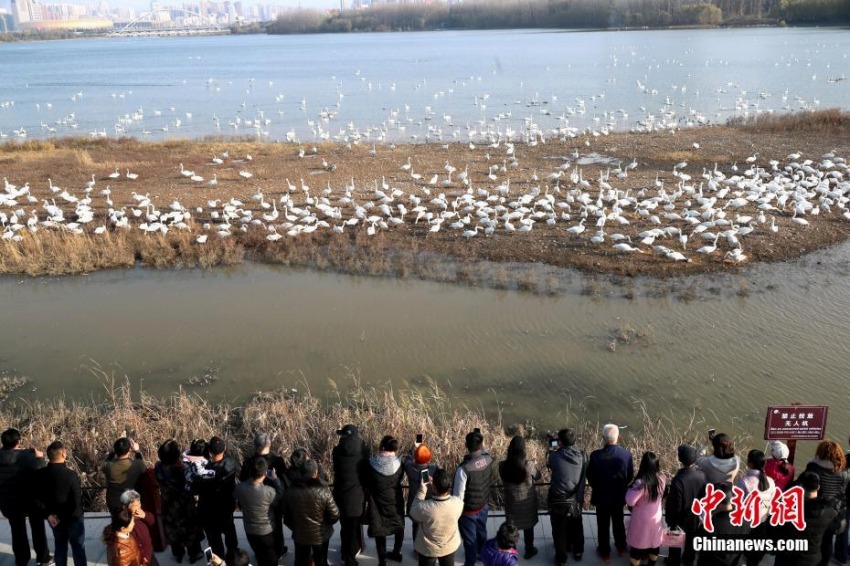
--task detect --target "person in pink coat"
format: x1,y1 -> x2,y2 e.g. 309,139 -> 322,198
625,452 -> 666,566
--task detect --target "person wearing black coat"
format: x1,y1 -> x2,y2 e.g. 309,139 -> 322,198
33,441 -> 88,566
666,445 -> 708,566
285,460 -> 341,566
240,432 -> 288,558
0,428 -> 52,566
801,440 -> 847,565
775,471 -> 839,566
365,436 -> 405,566
547,428 -> 587,565
197,436 -> 241,563
333,424 -> 370,566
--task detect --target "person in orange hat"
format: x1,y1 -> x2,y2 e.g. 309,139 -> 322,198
403,435 -> 438,547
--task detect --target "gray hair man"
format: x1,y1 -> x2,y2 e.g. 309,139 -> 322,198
586,424 -> 634,561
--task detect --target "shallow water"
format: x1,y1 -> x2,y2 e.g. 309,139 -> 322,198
2,237 -> 849,443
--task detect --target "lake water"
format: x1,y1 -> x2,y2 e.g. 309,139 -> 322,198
1,28 -> 848,143
1,28 -> 850,449
2,236 -> 850,443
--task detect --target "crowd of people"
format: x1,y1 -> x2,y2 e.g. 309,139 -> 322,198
1,423 -> 849,566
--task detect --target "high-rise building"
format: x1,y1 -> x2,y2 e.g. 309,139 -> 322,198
11,0 -> 44,25
0,10 -> 15,31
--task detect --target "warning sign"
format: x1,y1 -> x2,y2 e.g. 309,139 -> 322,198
764,405 -> 828,440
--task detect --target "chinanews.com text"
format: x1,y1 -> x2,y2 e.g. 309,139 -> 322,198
693,537 -> 808,553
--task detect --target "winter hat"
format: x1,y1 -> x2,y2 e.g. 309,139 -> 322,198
677,445 -> 697,466
336,424 -> 358,436
413,444 -> 432,465
770,440 -> 790,460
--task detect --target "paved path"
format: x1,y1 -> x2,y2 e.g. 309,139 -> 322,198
0,512 -> 776,566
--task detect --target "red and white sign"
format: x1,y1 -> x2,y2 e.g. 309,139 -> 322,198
764,405 -> 828,440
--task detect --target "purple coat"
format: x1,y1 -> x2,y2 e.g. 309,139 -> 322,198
480,539 -> 518,566
625,476 -> 666,550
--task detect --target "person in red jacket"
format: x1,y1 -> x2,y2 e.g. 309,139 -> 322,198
764,441 -> 794,490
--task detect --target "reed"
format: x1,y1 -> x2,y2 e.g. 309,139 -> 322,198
727,108 -> 850,134
0,230 -> 244,275
0,372 -> 751,511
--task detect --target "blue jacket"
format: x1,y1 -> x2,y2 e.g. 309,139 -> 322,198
481,538 -> 518,566
586,444 -> 633,508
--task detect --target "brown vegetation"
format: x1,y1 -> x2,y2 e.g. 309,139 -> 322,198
1,115 -> 849,282
0,376 -> 749,511
0,230 -> 243,276
727,108 -> 850,135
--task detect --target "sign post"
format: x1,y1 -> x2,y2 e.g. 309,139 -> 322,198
764,405 -> 828,464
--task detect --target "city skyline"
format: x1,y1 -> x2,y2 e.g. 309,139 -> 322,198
0,0 -> 339,15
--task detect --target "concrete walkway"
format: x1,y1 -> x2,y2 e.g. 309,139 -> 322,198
0,512 -> 776,566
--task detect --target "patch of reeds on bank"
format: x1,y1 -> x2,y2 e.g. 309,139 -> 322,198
0,228 -> 574,295
727,107 -> 850,134
0,374 -> 748,512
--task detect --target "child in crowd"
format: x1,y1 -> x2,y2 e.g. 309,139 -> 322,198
764,440 -> 794,490
182,438 -> 215,492
481,522 -> 520,566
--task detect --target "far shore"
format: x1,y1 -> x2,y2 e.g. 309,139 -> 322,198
1,111 -> 849,282
2,18 -> 848,44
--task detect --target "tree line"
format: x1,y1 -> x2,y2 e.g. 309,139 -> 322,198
266,0 -> 849,34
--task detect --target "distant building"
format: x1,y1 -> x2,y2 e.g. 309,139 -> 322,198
11,0 -> 44,25
0,10 -> 14,31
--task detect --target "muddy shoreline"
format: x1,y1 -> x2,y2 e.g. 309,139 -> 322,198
1,120 -> 848,279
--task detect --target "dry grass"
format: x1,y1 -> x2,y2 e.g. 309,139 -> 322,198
727,108 -> 850,135
0,230 -> 244,275
0,372 -> 753,512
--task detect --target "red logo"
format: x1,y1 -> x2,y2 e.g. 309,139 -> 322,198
692,485 -> 806,533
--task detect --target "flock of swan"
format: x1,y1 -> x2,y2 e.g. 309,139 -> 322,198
1,141 -> 848,266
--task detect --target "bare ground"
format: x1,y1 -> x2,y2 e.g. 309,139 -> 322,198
1,122 -> 848,279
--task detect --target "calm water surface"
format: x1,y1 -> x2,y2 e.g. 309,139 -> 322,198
1,28 -> 848,142
2,238 -> 850,442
